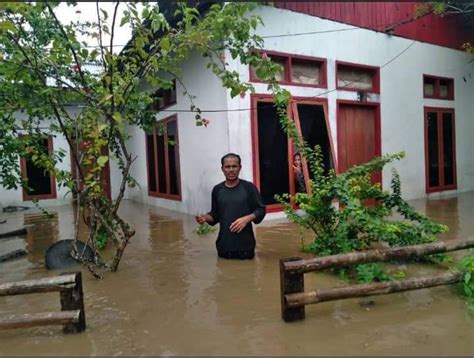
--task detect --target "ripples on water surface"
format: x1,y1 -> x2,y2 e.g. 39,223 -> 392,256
1,193 -> 473,355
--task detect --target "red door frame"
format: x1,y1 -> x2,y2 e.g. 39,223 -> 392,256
250,93 -> 333,212
423,107 -> 457,193
336,100 -> 382,183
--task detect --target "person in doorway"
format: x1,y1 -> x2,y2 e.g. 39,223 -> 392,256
195,153 -> 266,260
293,152 -> 307,193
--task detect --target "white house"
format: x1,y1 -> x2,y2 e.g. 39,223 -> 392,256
2,3 -> 473,219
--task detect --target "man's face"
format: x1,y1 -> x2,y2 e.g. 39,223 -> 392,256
222,157 -> 241,181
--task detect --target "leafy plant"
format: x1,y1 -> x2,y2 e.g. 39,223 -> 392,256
275,145 -> 448,283
96,226 -> 109,250
458,252 -> 474,312
356,263 -> 391,283
193,223 -> 217,236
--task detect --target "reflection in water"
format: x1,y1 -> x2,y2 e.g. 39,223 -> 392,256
24,212 -> 59,266
425,196 -> 460,240
0,193 -> 473,356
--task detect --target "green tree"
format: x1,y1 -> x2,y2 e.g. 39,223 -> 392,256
0,2 -> 283,274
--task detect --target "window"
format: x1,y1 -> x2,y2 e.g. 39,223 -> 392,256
151,79 -> 177,110
250,51 -> 327,88
20,136 -> 57,201
336,61 -> 380,93
424,107 -> 456,193
146,115 -> 181,200
423,75 -> 454,100
251,95 -> 333,211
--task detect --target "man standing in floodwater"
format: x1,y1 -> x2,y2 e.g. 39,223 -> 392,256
195,153 -> 266,259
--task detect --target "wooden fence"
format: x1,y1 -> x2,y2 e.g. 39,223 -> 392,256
280,237 -> 474,322
0,272 -> 86,333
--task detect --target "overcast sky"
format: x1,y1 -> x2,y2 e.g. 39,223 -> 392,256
56,2 -> 141,53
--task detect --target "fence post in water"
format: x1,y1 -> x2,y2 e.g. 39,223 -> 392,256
280,257 -> 305,322
59,272 -> 86,333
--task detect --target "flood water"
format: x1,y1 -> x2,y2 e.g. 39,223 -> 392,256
1,192 -> 473,356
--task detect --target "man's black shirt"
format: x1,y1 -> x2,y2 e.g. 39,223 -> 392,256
207,179 -> 266,255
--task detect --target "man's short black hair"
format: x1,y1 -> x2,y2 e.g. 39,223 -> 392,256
221,153 -> 241,166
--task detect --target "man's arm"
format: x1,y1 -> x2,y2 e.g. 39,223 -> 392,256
229,182 -> 266,233
229,213 -> 256,233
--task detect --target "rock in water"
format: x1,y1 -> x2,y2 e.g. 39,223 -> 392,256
45,240 -> 94,269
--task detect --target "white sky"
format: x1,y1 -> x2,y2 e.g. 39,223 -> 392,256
56,2 -> 142,53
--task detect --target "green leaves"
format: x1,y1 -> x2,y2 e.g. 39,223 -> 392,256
97,155 -> 109,168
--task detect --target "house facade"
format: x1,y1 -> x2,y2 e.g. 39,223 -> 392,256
2,3 -> 473,219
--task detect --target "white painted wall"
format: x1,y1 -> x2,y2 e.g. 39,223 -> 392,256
225,5 -> 474,203
0,108 -> 123,209
125,52 -> 230,215
3,5 -> 472,215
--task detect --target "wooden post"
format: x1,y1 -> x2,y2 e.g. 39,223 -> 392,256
280,257 -> 305,322
285,271 -> 463,307
0,249 -> 27,262
0,274 -> 77,296
0,311 -> 80,330
0,228 -> 27,239
283,237 -> 474,274
59,272 -> 86,333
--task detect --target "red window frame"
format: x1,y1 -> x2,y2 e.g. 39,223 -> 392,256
249,50 -> 327,89
423,75 -> 454,100
151,79 -> 177,111
145,115 -> 182,201
250,93 -> 334,212
424,107 -> 457,193
336,60 -> 380,93
20,136 -> 57,201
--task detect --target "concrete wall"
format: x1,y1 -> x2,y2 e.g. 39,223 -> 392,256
2,5 -> 472,216
226,5 -> 474,203
0,108 -> 123,209
125,52 -> 230,215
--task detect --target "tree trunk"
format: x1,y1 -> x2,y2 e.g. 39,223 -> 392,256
283,237 -> 474,274
0,273 -> 77,296
0,311 -> 80,330
0,249 -> 27,262
285,271 -> 463,308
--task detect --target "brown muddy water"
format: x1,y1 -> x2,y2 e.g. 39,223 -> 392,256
0,193 -> 473,356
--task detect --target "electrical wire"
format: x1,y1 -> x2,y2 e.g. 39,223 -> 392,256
0,39 -> 418,114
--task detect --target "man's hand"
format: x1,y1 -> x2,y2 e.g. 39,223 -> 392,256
195,214 -> 207,225
229,214 -> 254,233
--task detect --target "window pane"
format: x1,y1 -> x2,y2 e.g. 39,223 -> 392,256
424,78 -> 435,97
251,56 -> 286,82
291,60 -> 320,85
439,80 -> 449,98
146,133 -> 157,192
25,138 -> 52,196
427,112 -> 439,187
442,112 -> 455,186
296,104 -> 333,178
338,66 -> 374,90
167,120 -> 180,195
257,102 -> 289,204
152,80 -> 176,110
156,129 -> 167,194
